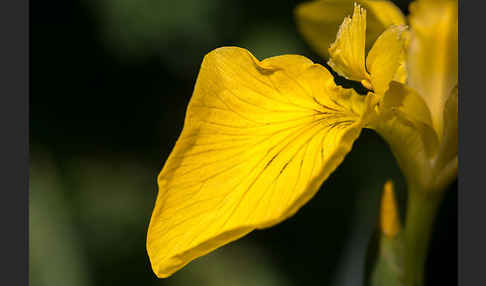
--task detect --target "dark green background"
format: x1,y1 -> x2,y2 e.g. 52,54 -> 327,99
30,1 -> 456,285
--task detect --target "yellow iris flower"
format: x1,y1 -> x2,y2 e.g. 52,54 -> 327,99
147,0 -> 457,278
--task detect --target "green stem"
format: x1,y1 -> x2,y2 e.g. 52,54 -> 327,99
403,186 -> 443,286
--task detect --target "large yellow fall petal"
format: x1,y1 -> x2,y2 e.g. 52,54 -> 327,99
147,47 -> 368,278
407,0 -> 458,139
366,25 -> 408,95
328,4 -> 370,84
295,0 -> 405,59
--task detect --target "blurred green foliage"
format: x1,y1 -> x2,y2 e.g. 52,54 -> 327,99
30,0 -> 456,285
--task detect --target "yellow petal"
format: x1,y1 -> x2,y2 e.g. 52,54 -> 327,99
366,25 -> 408,95
147,47 -> 368,278
392,52 -> 408,85
438,85 -> 457,166
407,0 -> 458,139
328,4 -> 370,84
295,0 -> 405,59
380,180 -> 401,238
369,82 -> 439,188
433,85 -> 457,190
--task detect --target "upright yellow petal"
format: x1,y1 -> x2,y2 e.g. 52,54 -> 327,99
366,25 -> 408,95
295,0 -> 405,59
328,4 -> 370,85
369,82 -> 439,188
432,86 -> 457,191
438,86 -> 458,168
380,180 -> 401,238
147,47 -> 368,278
407,0 -> 458,139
